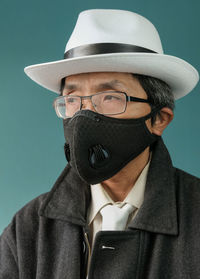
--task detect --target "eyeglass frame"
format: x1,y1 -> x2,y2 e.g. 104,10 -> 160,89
53,90 -> 151,118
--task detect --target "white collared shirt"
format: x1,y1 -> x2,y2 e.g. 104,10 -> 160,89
88,159 -> 151,246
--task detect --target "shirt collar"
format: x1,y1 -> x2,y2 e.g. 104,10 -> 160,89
88,157 -> 151,225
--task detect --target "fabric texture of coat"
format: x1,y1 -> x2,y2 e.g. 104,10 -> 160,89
0,138 -> 200,279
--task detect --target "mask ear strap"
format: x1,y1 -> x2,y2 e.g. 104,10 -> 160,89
143,105 -> 165,121
64,143 -> 71,162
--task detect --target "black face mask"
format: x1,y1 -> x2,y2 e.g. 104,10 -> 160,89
63,109 -> 160,185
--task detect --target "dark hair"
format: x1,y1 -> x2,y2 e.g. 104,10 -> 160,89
59,74 -> 175,124
60,77 -> 65,95
133,74 -> 175,124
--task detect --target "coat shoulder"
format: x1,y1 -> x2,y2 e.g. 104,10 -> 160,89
175,167 -> 200,188
174,167 -> 200,206
1,192 -> 49,242
0,192 -> 50,276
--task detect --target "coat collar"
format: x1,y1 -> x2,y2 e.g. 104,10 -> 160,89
39,138 -> 178,235
39,165 -> 91,227
128,139 -> 178,235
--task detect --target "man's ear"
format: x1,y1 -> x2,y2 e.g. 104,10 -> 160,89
151,107 -> 174,136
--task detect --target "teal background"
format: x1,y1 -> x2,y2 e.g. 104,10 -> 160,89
0,0 -> 199,234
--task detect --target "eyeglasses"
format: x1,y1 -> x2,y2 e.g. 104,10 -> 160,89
53,91 -> 150,119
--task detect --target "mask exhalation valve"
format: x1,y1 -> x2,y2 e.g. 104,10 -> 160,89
89,144 -> 110,168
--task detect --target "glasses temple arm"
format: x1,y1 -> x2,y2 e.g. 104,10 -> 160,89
127,96 -> 150,103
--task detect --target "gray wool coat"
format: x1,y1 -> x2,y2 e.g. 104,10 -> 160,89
0,138 -> 200,279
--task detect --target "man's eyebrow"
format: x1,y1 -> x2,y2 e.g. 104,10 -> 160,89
64,83 -> 78,91
95,80 -> 126,91
63,79 -> 126,92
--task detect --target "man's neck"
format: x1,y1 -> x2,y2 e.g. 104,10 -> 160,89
101,147 -> 150,202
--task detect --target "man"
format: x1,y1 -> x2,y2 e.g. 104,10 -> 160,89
0,9 -> 199,279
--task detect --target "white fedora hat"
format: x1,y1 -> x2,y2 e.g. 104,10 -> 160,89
24,9 -> 199,99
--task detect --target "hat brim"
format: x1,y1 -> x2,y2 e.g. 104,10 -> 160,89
24,53 -> 199,99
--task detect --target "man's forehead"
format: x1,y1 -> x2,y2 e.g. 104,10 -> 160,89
63,72 -> 136,90
64,79 -> 126,90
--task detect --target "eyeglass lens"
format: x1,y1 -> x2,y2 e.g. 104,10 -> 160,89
54,91 -> 127,118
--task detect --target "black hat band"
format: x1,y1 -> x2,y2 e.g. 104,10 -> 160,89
64,42 -> 157,59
